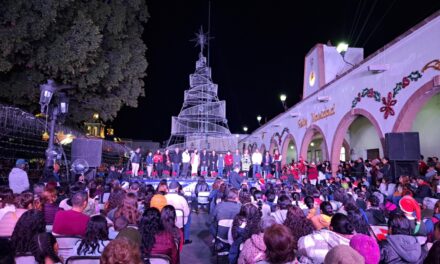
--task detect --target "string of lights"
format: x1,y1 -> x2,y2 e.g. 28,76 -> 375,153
0,104 -> 129,166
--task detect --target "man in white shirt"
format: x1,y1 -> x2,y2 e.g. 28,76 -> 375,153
165,181 -> 192,244
181,149 -> 191,178
8,159 -> 30,194
251,149 -> 263,180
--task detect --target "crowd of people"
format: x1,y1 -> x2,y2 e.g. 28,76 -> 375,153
1,152 -> 440,264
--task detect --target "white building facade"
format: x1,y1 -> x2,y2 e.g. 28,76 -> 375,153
239,11 -> 440,174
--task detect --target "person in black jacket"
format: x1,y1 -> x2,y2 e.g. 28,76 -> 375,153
130,147 -> 142,177
171,147 -> 181,177
365,195 -> 387,225
415,176 -> 433,203
209,150 -> 218,176
200,149 -> 209,176
228,166 -> 243,189
380,157 -> 392,182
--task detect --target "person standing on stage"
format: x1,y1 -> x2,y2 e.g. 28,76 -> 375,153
153,150 -> 163,177
241,149 -> 252,179
217,153 -> 225,178
181,149 -> 191,178
191,149 -> 200,177
224,150 -> 233,176
171,147 -> 182,177
262,151 -> 272,178
130,147 -> 141,177
251,148 -> 263,180
209,150 -> 218,177
200,149 -> 209,176
273,149 -> 282,179
145,151 -> 154,177
233,149 -> 241,171
163,149 -> 172,175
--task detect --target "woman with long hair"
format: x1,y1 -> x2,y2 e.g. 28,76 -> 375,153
140,208 -> 178,264
31,232 -> 62,264
114,192 -> 140,225
161,205 -> 183,251
229,203 -> 262,264
74,215 -> 110,256
345,203 -> 370,235
11,209 -> 46,255
105,188 -> 126,216
283,205 -> 314,249
208,179 -> 224,214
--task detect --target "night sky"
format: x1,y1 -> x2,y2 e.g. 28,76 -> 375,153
112,0 -> 440,143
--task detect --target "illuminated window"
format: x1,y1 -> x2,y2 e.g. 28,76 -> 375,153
340,147 -> 346,162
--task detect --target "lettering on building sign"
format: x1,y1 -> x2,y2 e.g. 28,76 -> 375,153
298,118 -> 308,128
311,104 -> 336,122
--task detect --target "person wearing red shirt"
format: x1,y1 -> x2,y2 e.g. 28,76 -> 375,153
307,162 -> 319,185
140,208 -> 179,264
290,163 -> 300,180
224,150 -> 233,176
418,155 -> 428,176
298,157 -> 308,180
52,191 -> 90,237
153,150 -> 164,177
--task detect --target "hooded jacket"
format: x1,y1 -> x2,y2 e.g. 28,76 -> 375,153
380,234 -> 427,264
238,233 -> 266,264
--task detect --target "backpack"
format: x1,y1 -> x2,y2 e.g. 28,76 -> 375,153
427,216 -> 439,242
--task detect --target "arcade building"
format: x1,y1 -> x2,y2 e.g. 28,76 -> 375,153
239,10 -> 440,175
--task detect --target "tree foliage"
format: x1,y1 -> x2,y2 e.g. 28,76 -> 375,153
0,0 -> 149,123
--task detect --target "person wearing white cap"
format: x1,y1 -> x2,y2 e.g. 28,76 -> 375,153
8,159 -> 30,194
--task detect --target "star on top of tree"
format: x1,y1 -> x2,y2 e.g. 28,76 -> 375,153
190,26 -> 212,55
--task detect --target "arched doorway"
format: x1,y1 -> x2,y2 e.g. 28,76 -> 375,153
393,77 -> 440,158
300,125 -> 329,163
260,144 -> 267,153
269,138 -> 279,154
331,109 -> 384,174
280,134 -> 297,165
251,143 -> 258,153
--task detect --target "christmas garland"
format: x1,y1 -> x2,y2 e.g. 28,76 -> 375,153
351,88 -> 381,108
272,127 -> 290,145
351,67 -> 427,119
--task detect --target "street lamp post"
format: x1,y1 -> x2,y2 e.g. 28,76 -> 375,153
280,94 -> 287,111
243,126 -> 248,133
257,115 -> 262,125
336,42 -> 354,66
39,80 -> 70,170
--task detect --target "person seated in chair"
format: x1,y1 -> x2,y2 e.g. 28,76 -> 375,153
192,176 -> 210,213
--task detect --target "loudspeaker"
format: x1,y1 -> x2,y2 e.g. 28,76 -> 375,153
385,132 -> 420,161
71,138 -> 102,167
390,160 -> 419,180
